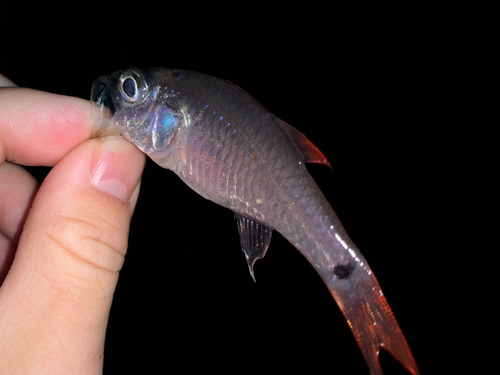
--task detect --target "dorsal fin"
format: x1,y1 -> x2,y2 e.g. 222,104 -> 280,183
234,214 -> 273,282
275,117 -> 332,168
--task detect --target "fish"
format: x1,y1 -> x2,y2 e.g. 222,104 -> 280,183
91,67 -> 419,375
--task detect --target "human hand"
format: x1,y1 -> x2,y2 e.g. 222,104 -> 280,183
0,74 -> 146,374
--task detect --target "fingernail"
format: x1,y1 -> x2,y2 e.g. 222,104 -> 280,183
90,137 -> 142,202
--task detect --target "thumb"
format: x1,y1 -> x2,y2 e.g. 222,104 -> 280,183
0,136 -> 145,374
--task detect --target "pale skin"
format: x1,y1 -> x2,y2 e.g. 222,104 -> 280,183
0,74 -> 146,374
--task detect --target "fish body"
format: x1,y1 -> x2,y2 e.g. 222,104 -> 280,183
91,67 -> 419,375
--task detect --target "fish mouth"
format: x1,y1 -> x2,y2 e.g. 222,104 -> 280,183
90,76 -> 119,138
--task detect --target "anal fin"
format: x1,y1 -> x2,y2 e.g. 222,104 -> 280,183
234,214 -> 273,282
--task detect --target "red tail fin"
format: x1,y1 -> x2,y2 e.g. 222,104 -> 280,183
328,271 -> 419,375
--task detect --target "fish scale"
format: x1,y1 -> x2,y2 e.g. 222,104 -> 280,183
91,67 -> 419,375
182,101 -> 285,221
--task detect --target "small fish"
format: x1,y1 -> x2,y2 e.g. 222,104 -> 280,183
91,67 -> 419,375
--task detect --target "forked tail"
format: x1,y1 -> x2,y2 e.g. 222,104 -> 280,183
326,268 -> 419,375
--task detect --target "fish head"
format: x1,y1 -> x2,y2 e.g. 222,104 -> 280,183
91,67 -> 182,158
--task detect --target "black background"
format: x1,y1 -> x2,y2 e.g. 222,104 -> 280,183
2,1 -> 496,374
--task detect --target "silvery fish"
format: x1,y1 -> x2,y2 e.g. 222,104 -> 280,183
91,67 -> 419,375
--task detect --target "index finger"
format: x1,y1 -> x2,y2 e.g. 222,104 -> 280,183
0,86 -> 93,167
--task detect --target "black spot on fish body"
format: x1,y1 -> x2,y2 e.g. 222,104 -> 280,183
171,70 -> 181,78
333,262 -> 355,279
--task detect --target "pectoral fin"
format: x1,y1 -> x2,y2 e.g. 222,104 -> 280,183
234,214 -> 273,282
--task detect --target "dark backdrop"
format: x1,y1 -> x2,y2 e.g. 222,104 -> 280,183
2,2 -> 496,374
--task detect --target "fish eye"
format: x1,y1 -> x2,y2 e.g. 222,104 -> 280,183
118,69 -> 148,104
122,77 -> 136,98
